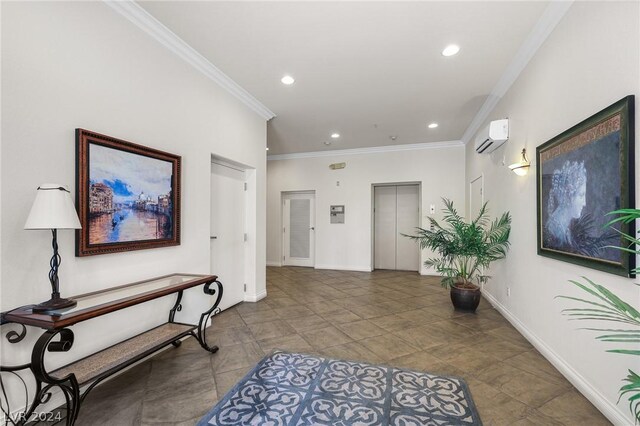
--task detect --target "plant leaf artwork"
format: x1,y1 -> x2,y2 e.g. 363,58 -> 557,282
537,96 -> 635,277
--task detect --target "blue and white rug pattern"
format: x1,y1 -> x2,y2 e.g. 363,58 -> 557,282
199,351 -> 482,425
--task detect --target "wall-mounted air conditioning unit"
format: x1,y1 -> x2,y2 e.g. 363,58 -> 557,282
474,119 -> 509,154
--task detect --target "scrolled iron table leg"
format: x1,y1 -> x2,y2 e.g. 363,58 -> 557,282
168,291 -> 183,323
168,291 -> 184,348
0,363 -> 40,426
0,318 -> 41,425
192,280 -> 223,353
31,329 -> 81,426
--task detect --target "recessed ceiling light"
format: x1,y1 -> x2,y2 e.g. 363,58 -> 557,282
331,133 -> 340,139
428,123 -> 439,129
281,75 -> 295,85
324,141 -> 332,146
442,44 -> 460,57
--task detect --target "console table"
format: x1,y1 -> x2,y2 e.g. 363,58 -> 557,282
0,273 -> 223,425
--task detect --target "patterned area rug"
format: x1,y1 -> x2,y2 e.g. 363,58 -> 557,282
198,351 -> 482,425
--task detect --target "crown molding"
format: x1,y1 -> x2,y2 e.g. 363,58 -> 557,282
461,1 -> 573,144
267,140 -> 463,161
103,0 -> 276,121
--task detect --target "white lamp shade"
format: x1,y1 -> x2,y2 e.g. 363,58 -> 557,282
24,184 -> 82,230
510,164 -> 530,176
509,162 -> 530,176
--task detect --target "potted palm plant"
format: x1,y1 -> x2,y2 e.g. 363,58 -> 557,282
406,198 -> 511,311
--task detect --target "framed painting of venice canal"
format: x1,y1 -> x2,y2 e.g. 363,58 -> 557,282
76,129 -> 181,256
536,96 -> 635,277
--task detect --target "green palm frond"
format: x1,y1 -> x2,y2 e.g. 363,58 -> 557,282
559,306 -> 639,324
608,349 -> 640,356
587,329 -> 640,344
562,278 -> 640,320
605,208 -> 640,226
559,279 -> 640,332
569,317 -> 637,324
618,370 -> 640,421
604,208 -> 640,274
558,255 -> 640,422
597,335 -> 640,343
471,201 -> 490,228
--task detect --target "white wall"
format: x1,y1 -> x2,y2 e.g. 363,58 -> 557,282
465,2 -> 639,424
267,145 -> 465,272
1,0 -> 266,410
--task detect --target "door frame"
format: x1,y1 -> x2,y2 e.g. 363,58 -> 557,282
468,173 -> 485,285
211,154 -> 259,303
281,190 -> 316,267
469,174 -> 484,219
371,182 -> 421,272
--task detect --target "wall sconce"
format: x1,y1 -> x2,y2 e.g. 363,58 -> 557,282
509,148 -> 531,176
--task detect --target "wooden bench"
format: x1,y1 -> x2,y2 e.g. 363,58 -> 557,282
50,323 -> 196,385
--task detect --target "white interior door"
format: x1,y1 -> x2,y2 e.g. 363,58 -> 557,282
396,185 -> 420,271
283,192 -> 315,267
211,162 -> 245,310
374,186 -> 398,270
374,184 -> 419,271
470,175 -> 484,220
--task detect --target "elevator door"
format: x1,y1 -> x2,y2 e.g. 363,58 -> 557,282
374,184 -> 419,271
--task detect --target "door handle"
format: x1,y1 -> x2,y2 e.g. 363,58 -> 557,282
210,236 -> 218,239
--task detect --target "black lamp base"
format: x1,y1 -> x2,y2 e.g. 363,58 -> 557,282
32,228 -> 77,314
32,297 -> 77,314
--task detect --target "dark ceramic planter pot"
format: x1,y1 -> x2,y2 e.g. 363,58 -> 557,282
450,284 -> 481,312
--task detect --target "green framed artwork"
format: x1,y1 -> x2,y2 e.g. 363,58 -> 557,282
536,96 -> 635,277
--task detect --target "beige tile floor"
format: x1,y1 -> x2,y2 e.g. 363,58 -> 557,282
73,267 -> 610,425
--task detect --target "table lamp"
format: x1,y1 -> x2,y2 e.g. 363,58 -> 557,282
24,184 -> 82,313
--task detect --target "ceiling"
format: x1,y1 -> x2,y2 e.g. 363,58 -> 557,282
140,1 -> 549,155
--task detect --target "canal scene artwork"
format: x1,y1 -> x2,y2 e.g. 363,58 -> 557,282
76,129 -> 181,256
89,144 -> 174,244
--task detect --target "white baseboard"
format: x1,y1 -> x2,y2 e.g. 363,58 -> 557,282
481,290 -> 631,426
314,264 -> 373,272
266,261 -> 282,267
244,290 -> 267,302
420,267 -> 438,276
